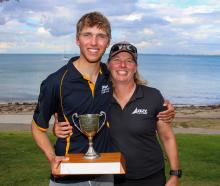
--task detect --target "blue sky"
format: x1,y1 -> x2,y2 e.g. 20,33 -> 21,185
0,0 -> 220,55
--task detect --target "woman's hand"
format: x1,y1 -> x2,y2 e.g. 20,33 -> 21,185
53,113 -> 72,138
165,176 -> 180,186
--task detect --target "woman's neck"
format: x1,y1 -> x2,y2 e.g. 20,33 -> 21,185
113,81 -> 136,109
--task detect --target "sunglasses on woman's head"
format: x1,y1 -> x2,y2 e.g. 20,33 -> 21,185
110,43 -> 137,55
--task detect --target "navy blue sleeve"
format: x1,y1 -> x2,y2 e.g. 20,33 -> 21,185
33,76 -> 59,130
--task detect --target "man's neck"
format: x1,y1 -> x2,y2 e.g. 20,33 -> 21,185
73,57 -> 101,84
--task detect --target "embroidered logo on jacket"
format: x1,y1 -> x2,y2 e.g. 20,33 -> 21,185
132,107 -> 148,115
101,85 -> 110,94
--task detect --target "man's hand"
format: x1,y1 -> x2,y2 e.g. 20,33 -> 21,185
157,100 -> 175,123
51,155 -> 69,176
53,113 -> 72,138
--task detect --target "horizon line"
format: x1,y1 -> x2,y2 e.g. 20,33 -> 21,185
0,53 -> 220,57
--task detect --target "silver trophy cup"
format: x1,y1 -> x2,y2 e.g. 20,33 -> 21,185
72,111 -> 106,160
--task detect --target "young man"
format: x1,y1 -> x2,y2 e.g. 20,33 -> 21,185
32,11 -> 175,186
32,11 -> 114,185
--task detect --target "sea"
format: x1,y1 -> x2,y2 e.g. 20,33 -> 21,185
0,54 -> 220,106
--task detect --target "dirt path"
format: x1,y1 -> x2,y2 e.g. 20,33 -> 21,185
0,103 -> 220,134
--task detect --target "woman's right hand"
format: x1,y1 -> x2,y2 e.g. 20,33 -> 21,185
53,113 -> 72,138
165,176 -> 179,186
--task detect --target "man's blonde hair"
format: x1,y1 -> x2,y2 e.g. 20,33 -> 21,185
76,11 -> 111,42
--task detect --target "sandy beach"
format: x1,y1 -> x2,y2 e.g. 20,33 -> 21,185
0,102 -> 220,134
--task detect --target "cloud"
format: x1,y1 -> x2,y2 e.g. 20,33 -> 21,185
142,28 -> 154,35
135,40 -> 162,50
116,13 -> 144,21
0,0 -> 11,3
0,16 -> 6,25
0,42 -> 13,49
0,0 -> 220,54
37,27 -> 50,36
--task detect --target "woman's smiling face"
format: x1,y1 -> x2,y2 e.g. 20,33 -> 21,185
108,51 -> 137,84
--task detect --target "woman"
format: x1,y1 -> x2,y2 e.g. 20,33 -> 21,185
107,41 -> 181,186
53,42 -> 180,186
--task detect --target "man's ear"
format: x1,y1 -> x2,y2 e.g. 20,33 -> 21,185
106,62 -> 109,68
76,37 -> 80,46
107,40 -> 110,48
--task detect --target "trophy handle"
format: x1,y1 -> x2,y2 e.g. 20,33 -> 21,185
72,113 -> 82,133
97,111 -> 106,133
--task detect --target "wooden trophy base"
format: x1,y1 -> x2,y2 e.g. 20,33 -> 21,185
59,152 -> 125,175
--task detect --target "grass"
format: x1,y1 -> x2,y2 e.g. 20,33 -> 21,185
167,134 -> 220,186
0,132 -> 55,186
173,118 -> 220,129
0,132 -> 220,186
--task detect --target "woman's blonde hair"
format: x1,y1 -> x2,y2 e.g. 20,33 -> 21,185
134,70 -> 147,85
